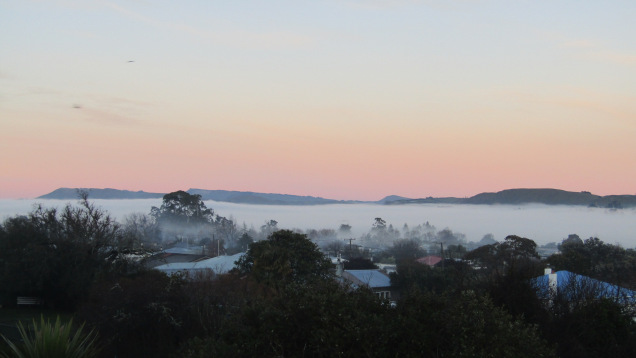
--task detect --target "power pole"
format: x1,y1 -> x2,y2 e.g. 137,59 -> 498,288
345,238 -> 356,251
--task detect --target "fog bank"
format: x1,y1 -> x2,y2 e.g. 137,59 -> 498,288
1,199 -> 634,247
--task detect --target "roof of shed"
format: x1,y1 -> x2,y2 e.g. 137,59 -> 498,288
343,269 -> 391,288
154,252 -> 244,275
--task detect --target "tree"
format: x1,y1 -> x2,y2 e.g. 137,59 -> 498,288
479,233 -> 497,246
258,219 -> 278,239
548,236 -> 636,289
235,230 -> 333,287
389,239 -> 425,263
179,280 -> 392,358
546,297 -> 636,358
225,232 -> 253,255
323,239 -> 344,257
343,257 -> 378,270
436,228 -> 466,246
338,223 -> 352,235
121,212 -> 160,251
560,234 -> 583,249
498,235 -> 540,271
149,190 -> 230,245
392,290 -> 556,357
465,235 -> 539,276
76,270 -> 188,357
446,244 -> 467,259
372,217 -> 386,230
214,215 -> 240,250
150,190 -> 214,226
0,198 -> 131,309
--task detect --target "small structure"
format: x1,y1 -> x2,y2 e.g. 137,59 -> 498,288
143,245 -> 209,268
16,296 -> 42,306
154,253 -> 244,277
340,269 -> 394,300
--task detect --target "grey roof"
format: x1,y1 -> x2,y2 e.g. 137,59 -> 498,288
164,246 -> 206,255
343,270 -> 391,288
154,253 -> 244,276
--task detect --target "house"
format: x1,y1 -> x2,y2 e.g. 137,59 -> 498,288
154,252 -> 244,277
340,269 -> 394,300
533,268 -> 636,306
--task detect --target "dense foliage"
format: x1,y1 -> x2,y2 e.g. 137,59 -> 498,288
235,229 -> 334,288
0,197 -> 134,309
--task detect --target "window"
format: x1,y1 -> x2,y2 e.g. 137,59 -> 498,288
376,291 -> 391,299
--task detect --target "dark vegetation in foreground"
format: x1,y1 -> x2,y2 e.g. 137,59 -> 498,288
1,191 -> 636,357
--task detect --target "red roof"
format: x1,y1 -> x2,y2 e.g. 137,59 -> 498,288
417,255 -> 442,266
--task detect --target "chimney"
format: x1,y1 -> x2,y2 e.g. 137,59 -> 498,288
336,253 -> 344,277
546,267 -> 557,296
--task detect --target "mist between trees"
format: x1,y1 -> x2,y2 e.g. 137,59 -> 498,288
2,190 -> 636,357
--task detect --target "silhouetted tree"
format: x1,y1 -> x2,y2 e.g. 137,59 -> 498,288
0,197 -> 133,309
393,290 -> 556,357
343,257 -> 378,270
548,237 -> 636,289
389,239 -> 425,263
150,190 -> 214,226
235,230 -> 333,288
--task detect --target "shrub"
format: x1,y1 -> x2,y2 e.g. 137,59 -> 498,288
0,316 -> 98,358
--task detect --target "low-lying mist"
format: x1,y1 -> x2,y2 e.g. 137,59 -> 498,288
1,199 -> 634,247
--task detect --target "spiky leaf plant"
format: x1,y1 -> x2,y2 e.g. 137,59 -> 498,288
0,316 -> 98,358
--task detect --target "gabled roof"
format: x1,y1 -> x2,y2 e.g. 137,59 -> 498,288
533,270 -> 635,302
417,255 -> 442,266
154,253 -> 245,276
342,269 -> 391,289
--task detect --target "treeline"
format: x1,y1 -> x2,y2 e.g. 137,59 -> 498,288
1,192 -> 636,357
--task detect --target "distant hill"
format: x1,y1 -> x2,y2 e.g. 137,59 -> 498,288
38,188 -> 164,200
386,196 -> 463,205
465,188 -> 594,205
187,189 -> 359,205
377,195 -> 412,204
38,188 -> 360,205
391,188 -> 636,208
37,187 -> 636,208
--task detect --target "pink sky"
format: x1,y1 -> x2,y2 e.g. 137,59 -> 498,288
1,1 -> 635,200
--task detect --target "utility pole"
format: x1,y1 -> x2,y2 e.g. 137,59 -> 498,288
345,238 -> 356,251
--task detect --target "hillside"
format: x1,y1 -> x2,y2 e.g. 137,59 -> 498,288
186,189 -> 357,205
37,187 -> 636,208
38,188 -> 164,200
38,188 -> 358,205
392,188 -> 636,208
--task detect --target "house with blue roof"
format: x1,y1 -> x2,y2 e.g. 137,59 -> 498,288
533,268 -> 636,307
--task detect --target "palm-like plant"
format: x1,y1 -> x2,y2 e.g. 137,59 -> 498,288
0,316 -> 98,358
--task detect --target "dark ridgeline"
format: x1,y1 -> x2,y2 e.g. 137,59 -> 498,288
38,187 -> 636,208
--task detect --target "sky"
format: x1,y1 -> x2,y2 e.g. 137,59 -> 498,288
1,0 -> 635,201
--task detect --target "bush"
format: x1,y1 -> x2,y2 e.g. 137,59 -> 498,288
0,316 -> 98,358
